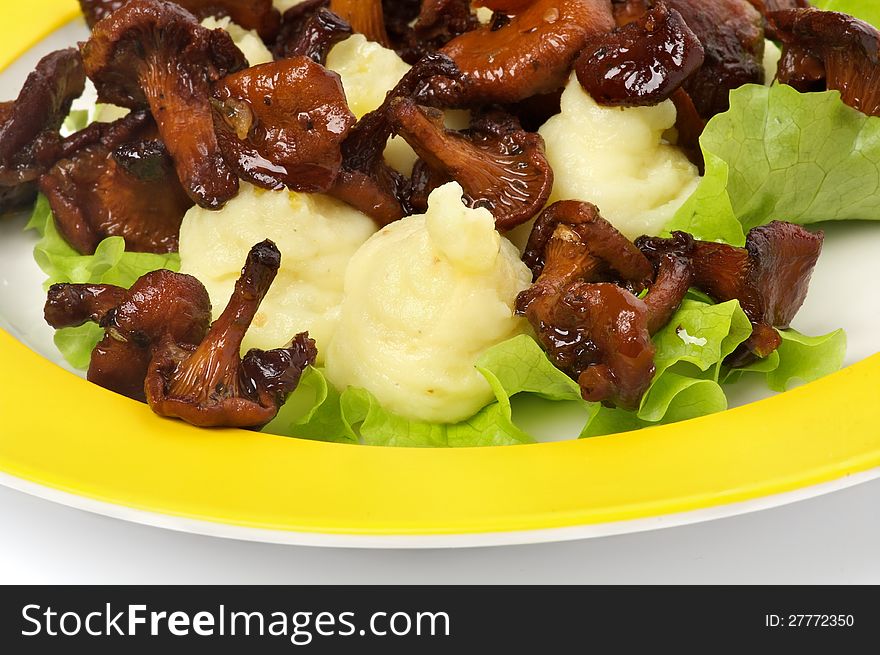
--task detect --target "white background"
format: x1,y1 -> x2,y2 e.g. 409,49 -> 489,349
1,479 -> 879,584
2,20 -> 879,585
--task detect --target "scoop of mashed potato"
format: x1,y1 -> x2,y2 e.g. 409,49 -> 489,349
178,183 -> 377,362
539,73 -> 700,239
325,183 -> 532,423
201,16 -> 273,66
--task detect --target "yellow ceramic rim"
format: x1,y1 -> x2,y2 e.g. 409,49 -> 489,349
1,0 -> 879,538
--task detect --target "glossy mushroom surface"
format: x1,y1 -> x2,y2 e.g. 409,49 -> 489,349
80,0 -> 248,209
79,0 -> 281,40
145,240 -> 318,428
576,2 -> 705,107
516,201 -> 687,410
432,0 -> 616,106
330,53 -> 461,225
274,2 -> 353,63
771,8 -> 880,116
329,0 -> 390,46
40,110 -> 193,254
613,0 -> 766,118
44,270 -> 212,402
0,49 -> 85,212
212,57 -> 355,193
390,99 -> 553,231
637,221 -> 824,364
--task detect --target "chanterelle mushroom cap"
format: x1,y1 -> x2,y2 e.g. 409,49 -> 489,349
0,49 -> 85,211
80,0 -> 248,209
770,8 -> 880,116
390,98 -> 553,231
330,52 -> 461,225
576,2 -> 705,107
39,110 -> 194,254
79,0 -> 282,41
613,1 -> 766,117
430,0 -> 616,107
515,201 -> 687,410
44,270 -> 212,402
745,0 -> 809,38
145,240 -> 318,429
637,220 -> 824,365
274,2 -> 353,64
665,0 -> 766,118
409,0 -> 479,59
212,57 -> 355,193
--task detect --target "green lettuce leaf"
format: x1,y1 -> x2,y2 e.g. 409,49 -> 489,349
723,328 -> 847,392
668,84 -> 880,244
263,335 -> 581,448
265,299 -> 841,446
581,299 -> 751,437
26,194 -> 181,369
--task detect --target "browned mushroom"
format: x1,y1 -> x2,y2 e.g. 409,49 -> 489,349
473,0 -> 536,11
80,0 -> 248,209
0,49 -> 85,213
382,0 -> 423,63
39,110 -> 194,254
389,99 -> 552,231
381,0 -> 481,66
329,53 -> 461,225
521,200 -> 654,283
212,57 -> 355,193
746,0 -> 809,37
516,201 -> 687,410
274,1 -> 353,63
576,2 -> 705,107
329,0 -> 390,46
145,240 -> 317,428
667,0 -> 766,117
413,0 -> 479,54
79,0 -> 282,41
637,221 -> 824,364
770,8 -> 880,116
44,270 -> 212,402
431,0 -> 616,107
613,0 -> 766,117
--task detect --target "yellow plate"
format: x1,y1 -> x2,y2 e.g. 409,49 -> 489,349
1,0 -> 879,544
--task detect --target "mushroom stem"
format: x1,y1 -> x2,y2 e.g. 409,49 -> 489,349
165,240 -> 280,404
643,253 -> 694,334
139,57 -> 238,209
522,200 -> 653,284
330,0 -> 390,46
44,283 -> 128,329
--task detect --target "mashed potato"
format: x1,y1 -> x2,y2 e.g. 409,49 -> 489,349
539,73 -> 700,239
763,39 -> 782,84
325,34 -> 419,174
201,16 -> 274,66
325,183 -> 532,423
178,183 -> 377,362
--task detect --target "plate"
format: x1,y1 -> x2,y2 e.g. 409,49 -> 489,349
1,0 -> 879,548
